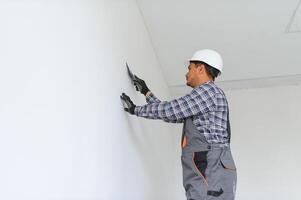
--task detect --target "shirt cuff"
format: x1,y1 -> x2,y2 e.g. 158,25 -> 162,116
134,106 -> 140,116
146,92 -> 153,102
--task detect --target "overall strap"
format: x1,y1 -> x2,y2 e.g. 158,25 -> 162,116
225,98 -> 231,144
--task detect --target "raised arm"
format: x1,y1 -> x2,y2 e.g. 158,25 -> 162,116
134,87 -> 216,123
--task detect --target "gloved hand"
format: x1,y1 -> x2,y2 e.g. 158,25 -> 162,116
133,75 -> 150,96
120,93 -> 136,115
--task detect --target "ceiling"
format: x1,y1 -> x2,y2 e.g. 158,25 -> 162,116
136,0 -> 301,94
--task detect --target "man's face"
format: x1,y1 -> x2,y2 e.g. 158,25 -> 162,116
185,62 -> 199,88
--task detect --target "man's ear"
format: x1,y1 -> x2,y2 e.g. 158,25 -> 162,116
197,64 -> 205,74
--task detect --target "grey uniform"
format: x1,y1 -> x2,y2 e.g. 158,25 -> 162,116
181,116 -> 237,200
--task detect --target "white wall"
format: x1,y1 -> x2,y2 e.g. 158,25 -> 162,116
226,84 -> 301,200
4,1 -> 298,200
0,1 -> 185,199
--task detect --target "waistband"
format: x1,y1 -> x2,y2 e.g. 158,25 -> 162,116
181,143 -> 230,155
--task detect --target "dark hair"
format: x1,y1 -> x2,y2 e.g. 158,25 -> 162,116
190,61 -> 220,81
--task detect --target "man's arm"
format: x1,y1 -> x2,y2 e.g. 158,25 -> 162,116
145,92 -> 184,123
134,87 -> 216,123
146,91 -> 184,123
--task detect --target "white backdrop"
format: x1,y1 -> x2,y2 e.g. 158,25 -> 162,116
0,0 -> 185,199
225,84 -> 301,200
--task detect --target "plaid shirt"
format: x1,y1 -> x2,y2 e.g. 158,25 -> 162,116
134,80 -> 230,144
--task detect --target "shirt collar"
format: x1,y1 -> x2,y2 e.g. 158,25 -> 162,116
194,80 -> 214,89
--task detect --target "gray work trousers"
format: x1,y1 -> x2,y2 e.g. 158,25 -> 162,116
181,117 -> 237,200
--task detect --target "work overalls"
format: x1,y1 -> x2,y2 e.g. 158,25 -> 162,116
181,112 -> 237,200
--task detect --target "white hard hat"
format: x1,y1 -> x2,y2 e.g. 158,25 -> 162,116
188,49 -> 223,74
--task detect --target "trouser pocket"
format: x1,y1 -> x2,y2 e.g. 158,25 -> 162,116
220,149 -> 236,170
200,149 -> 237,199
192,151 -> 209,185
181,153 -> 208,199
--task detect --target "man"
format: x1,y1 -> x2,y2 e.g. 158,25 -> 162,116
120,49 -> 237,200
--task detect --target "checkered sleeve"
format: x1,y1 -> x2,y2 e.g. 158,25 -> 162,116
146,92 -> 161,104
144,92 -> 184,123
134,87 -> 216,123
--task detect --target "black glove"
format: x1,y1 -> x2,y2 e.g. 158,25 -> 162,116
120,93 -> 136,115
133,75 -> 150,96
